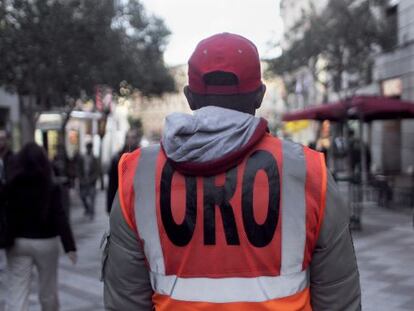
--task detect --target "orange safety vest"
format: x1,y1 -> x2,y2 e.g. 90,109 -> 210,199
118,133 -> 327,310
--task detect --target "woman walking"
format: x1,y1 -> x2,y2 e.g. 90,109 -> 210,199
5,143 -> 77,311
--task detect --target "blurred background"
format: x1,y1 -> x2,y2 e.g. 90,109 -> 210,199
0,0 -> 413,310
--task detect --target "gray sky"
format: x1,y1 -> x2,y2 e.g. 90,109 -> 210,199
140,0 -> 283,66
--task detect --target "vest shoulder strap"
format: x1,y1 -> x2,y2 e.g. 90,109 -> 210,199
117,147 -> 143,230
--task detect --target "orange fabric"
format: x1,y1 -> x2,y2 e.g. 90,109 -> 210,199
119,137 -> 325,310
118,149 -> 141,231
152,287 -> 312,311
156,135 -> 284,278
315,153 -> 327,240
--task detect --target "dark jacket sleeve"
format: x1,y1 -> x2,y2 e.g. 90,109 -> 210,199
52,185 -> 76,253
106,155 -> 119,214
103,193 -> 153,310
310,172 -> 361,310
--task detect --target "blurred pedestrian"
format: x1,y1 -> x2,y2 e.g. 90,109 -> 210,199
0,130 -> 14,186
103,33 -> 360,310
0,130 -> 15,249
0,130 -> 15,285
107,128 -> 142,214
348,129 -> 371,180
316,120 -> 330,162
52,144 -> 71,216
5,142 -> 77,311
348,129 -> 372,230
67,149 -> 81,189
52,144 -> 68,179
77,142 -> 99,220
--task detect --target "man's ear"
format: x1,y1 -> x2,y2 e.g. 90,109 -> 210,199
255,84 -> 266,109
184,86 -> 197,110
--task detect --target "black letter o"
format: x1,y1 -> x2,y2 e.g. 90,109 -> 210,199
242,150 -> 280,247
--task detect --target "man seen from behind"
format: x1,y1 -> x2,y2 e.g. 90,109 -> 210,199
103,33 -> 361,311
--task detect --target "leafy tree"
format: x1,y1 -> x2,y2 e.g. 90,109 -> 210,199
0,0 -> 174,142
268,0 -> 395,99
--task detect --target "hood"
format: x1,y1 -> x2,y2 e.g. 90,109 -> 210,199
161,106 -> 268,176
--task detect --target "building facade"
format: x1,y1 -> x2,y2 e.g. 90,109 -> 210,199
128,65 -> 191,143
279,0 -> 413,174
374,0 -> 414,173
279,0 -> 329,145
280,0 -> 329,111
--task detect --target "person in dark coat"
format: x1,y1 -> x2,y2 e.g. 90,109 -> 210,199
0,130 -> 15,249
77,142 -> 100,220
5,142 -> 77,311
0,130 -> 14,185
106,128 -> 142,214
348,129 -> 371,181
52,143 -> 71,217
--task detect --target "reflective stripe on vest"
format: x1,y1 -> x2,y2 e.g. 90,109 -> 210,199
134,144 -> 165,274
152,288 -> 312,311
281,140 -> 306,275
149,269 -> 309,303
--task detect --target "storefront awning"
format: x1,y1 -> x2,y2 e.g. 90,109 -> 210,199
282,96 -> 414,122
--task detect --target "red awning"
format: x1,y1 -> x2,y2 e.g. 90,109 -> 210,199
282,96 -> 414,122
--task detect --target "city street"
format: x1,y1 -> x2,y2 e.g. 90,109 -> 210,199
1,0 -> 414,310
0,190 -> 414,310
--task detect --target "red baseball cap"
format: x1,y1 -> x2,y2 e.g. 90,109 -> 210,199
188,33 -> 262,95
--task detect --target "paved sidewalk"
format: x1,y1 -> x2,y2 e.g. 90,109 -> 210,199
1,190 -> 414,310
353,205 -> 414,311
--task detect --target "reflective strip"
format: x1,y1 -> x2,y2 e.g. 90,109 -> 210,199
134,144 -> 165,274
150,269 -> 309,303
281,140 -> 306,275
